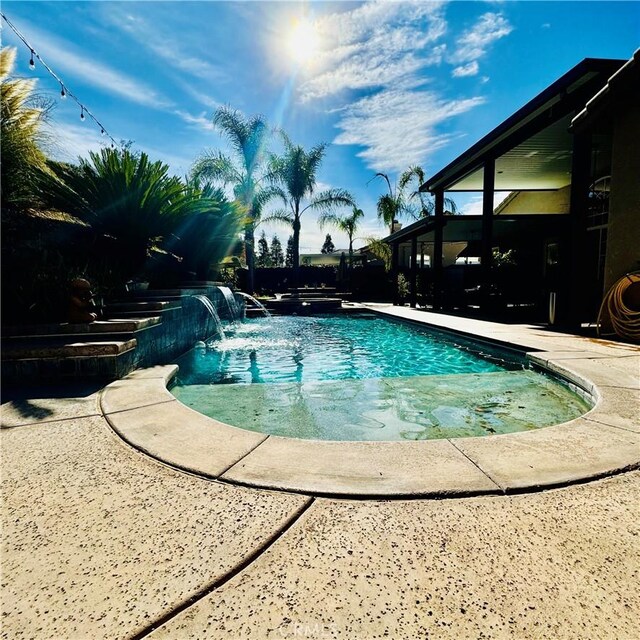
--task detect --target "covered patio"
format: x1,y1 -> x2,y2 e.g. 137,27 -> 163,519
386,57 -> 625,324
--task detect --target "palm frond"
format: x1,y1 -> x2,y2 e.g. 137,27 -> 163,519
212,106 -> 269,179
260,210 -> 294,228
301,188 -> 354,216
398,165 -> 425,193
191,151 -> 240,185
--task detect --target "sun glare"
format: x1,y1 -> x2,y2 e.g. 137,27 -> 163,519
286,19 -> 319,65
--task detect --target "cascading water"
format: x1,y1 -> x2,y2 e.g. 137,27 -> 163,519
217,286 -> 241,321
235,291 -> 271,317
192,295 -> 226,340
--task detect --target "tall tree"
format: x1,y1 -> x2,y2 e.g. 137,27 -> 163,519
319,206 -> 364,266
191,106 -> 273,292
265,135 -> 354,282
285,235 -> 295,268
270,235 -> 284,267
321,234 -> 335,254
256,230 -> 271,267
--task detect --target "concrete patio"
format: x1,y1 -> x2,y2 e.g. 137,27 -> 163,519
2,308 -> 638,639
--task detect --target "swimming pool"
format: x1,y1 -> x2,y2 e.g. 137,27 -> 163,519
171,314 -> 591,441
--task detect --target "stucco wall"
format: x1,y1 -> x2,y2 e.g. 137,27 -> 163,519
604,103 -> 640,291
496,186 -> 571,215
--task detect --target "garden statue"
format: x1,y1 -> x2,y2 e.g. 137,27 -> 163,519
68,278 -> 97,323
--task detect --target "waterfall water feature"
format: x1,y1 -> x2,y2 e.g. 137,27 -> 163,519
235,291 -> 271,317
192,295 -> 226,340
217,286 -> 241,321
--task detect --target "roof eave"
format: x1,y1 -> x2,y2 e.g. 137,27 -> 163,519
420,57 -> 625,193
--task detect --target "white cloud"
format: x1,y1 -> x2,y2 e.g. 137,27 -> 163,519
452,61 -> 479,77
334,88 -> 485,174
174,109 -> 215,131
290,2 -> 514,177
105,9 -> 226,82
24,24 -> 172,110
299,1 -> 448,101
48,121 -> 194,177
47,121 -> 111,163
180,85 -> 221,111
450,12 -> 513,64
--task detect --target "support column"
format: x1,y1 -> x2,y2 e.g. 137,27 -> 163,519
410,235 -> 418,308
433,189 -> 444,310
481,159 -> 495,310
391,241 -> 400,305
566,132 -> 592,328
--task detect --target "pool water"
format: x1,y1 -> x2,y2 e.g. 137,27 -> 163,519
172,314 -> 591,441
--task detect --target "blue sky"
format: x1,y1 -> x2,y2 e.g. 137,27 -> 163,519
2,1 -> 638,252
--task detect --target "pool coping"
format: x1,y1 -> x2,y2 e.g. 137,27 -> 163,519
100,306 -> 640,498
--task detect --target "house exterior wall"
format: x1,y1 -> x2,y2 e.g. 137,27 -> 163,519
604,103 -> 640,291
496,186 -> 571,215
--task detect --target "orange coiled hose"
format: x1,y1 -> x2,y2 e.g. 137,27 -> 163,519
597,271 -> 640,342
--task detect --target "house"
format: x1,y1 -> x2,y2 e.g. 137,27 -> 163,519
383,51 -> 639,327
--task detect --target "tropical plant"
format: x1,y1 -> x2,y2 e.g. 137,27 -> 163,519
42,147 -> 206,282
320,234 -> 335,254
371,172 -> 408,232
398,165 -> 458,217
265,135 -> 354,281
191,107 -> 275,292
1,46 -> 51,213
364,236 -> 392,272
371,166 -> 457,232
319,206 -> 364,266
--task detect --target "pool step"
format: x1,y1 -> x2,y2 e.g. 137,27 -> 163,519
2,338 -> 137,360
1,339 -> 138,381
2,318 -> 160,337
106,300 -> 182,312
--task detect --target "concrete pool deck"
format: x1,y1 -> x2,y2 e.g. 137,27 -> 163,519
100,304 -> 639,498
2,307 -> 639,638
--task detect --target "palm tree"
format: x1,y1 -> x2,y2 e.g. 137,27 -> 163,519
1,46 -> 51,213
398,165 -> 458,217
266,135 -> 354,282
318,206 -> 364,267
191,107 -> 273,292
371,166 -> 457,232
42,147 -> 206,282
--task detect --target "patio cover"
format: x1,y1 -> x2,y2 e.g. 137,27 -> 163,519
391,57 -> 625,311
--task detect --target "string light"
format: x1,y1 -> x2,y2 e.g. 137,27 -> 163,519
1,11 -> 121,149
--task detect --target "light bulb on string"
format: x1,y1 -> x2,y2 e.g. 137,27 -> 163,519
80,107 -> 85,121
100,128 -> 105,136
29,50 -> 35,70
60,84 -> 66,99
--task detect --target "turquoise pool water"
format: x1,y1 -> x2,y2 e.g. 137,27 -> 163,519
172,314 -> 591,441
